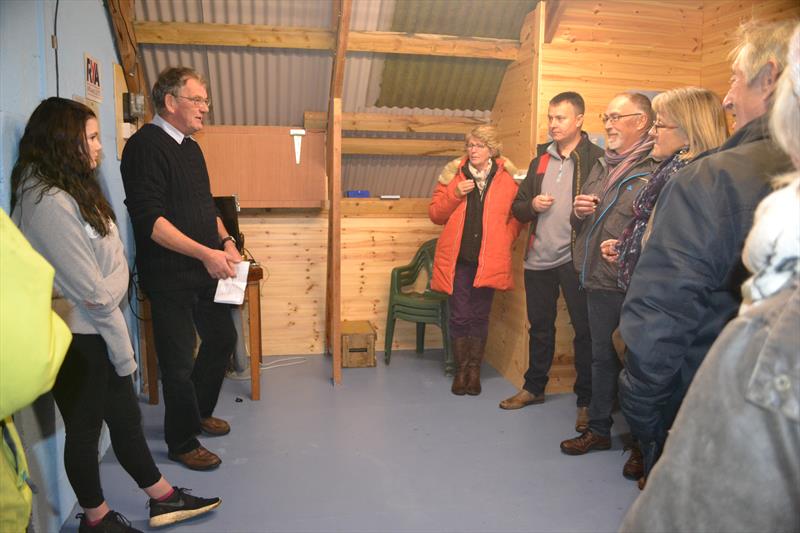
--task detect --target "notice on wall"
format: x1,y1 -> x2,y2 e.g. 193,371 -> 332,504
85,54 -> 102,103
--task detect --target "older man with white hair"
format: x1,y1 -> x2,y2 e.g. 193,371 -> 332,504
619,22 -> 800,532
617,18 -> 797,487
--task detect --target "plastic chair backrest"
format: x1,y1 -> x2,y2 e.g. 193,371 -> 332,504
395,238 -> 437,292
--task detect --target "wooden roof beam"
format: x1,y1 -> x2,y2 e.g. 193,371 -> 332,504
347,31 -> 518,60
325,0 -> 351,385
304,111 -> 489,134
106,0 -> 151,117
133,21 -> 334,49
133,21 -> 519,61
544,0 -> 567,44
329,0 -> 352,100
342,138 -> 463,157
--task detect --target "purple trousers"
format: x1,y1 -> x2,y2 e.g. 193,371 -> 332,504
449,260 -> 495,339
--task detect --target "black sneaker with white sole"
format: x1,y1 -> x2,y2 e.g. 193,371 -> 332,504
77,511 -> 143,533
148,487 -> 221,528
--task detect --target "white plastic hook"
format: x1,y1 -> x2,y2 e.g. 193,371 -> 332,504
290,128 -> 306,165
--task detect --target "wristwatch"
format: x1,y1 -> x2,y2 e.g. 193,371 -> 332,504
221,235 -> 237,247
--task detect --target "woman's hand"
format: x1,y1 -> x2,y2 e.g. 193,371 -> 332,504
532,194 -> 554,213
455,179 -> 476,198
573,194 -> 599,219
600,239 -> 620,263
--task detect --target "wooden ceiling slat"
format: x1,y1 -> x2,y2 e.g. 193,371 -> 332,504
304,111 -> 488,134
342,138 -> 463,157
133,21 -> 519,61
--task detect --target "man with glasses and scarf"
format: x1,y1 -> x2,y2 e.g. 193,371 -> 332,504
559,93 -> 657,458
122,67 -> 240,472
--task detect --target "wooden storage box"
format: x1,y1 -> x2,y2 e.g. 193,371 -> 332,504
341,320 -> 376,368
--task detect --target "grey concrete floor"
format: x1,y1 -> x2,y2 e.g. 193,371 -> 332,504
62,350 -> 640,532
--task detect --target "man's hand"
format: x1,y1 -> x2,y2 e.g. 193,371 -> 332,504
455,179 -> 476,198
600,239 -> 620,263
573,194 -> 600,219
223,239 -> 242,264
532,194 -> 555,213
202,248 -> 236,279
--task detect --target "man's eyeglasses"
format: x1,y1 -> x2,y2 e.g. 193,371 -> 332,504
466,143 -> 487,150
599,113 -> 642,124
651,122 -> 679,133
174,95 -> 212,109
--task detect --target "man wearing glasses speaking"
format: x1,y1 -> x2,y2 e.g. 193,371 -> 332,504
559,93 -> 657,457
122,67 -> 240,471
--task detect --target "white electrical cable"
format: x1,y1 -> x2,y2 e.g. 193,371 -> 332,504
259,357 -> 307,370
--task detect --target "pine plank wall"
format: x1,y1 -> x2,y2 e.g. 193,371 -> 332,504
238,0 -> 799,392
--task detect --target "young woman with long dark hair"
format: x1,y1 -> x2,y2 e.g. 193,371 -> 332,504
11,97 -> 221,532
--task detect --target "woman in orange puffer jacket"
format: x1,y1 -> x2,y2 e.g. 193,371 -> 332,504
429,125 -> 523,396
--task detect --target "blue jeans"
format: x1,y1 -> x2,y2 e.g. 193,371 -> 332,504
586,289 -> 625,437
148,284 -> 237,454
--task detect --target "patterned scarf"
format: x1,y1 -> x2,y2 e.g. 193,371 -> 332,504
603,135 -> 655,193
467,159 -> 494,200
617,150 -> 688,290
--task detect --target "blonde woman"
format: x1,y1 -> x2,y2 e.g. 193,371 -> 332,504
429,125 -> 522,395
600,87 -> 728,290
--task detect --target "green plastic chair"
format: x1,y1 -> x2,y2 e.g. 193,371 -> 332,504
384,238 -> 454,375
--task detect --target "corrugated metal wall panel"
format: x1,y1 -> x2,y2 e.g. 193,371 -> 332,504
139,44 -> 331,126
374,0 -> 535,110
137,0 -> 332,27
137,0 -> 333,127
135,0 -> 508,196
343,155 -> 451,198
340,107 -> 489,197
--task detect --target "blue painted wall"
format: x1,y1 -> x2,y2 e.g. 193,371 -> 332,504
1,1 -> 140,530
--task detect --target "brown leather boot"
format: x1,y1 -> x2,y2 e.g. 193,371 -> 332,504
465,336 -> 486,396
451,337 -> 470,395
560,430 -> 611,455
623,444 -> 644,480
575,406 -> 589,433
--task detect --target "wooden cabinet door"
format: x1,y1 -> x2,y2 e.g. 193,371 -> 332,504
195,126 -> 326,208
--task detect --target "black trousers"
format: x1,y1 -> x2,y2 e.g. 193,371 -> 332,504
51,334 -> 161,509
586,289 -> 626,437
148,284 -> 236,454
522,262 -> 592,406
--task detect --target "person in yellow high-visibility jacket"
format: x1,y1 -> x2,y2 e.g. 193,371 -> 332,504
0,208 -> 72,532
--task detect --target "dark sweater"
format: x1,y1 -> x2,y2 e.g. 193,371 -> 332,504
121,124 -> 219,292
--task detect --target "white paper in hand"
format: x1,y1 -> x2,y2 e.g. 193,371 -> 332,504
214,261 -> 250,305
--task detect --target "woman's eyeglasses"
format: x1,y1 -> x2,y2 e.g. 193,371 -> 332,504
466,143 -> 487,150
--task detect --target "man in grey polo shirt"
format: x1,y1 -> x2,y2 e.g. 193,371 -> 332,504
501,92 -> 603,433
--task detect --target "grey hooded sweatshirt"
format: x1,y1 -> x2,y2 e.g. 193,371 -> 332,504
12,179 -> 136,376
